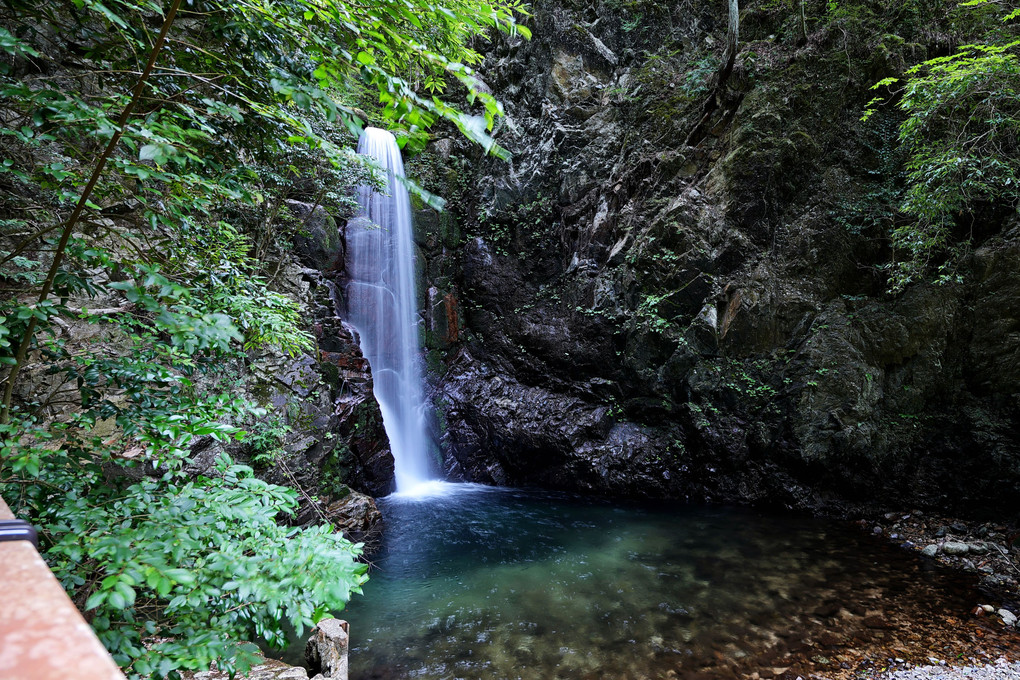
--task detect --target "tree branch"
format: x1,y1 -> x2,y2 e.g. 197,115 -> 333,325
0,0 -> 185,424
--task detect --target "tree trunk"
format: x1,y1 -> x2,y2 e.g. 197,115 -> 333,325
727,0 -> 739,55
683,0 -> 741,147
719,0 -> 739,82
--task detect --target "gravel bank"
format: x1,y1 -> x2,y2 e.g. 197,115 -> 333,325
872,657 -> 1020,680
861,511 -> 1019,603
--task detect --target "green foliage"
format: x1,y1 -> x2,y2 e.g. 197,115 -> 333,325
474,191 -> 554,256
0,0 -> 530,674
243,417 -> 292,469
863,3 -> 1020,290
831,114 -> 906,235
633,48 -> 720,129
635,292 -> 677,335
682,55 -> 721,98
0,234 -> 363,676
699,357 -> 783,415
319,444 -> 356,499
5,434 -> 367,678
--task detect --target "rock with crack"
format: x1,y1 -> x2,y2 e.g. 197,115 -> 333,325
305,618 -> 349,679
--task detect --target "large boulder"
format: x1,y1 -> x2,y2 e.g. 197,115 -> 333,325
323,490 -> 383,544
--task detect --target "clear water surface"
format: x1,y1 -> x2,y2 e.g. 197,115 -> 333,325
319,484 -> 1010,680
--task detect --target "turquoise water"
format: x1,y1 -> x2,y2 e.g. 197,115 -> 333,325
319,484 -> 984,679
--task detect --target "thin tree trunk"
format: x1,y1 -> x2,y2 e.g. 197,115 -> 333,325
722,0 -> 739,78
684,0 -> 740,147
800,0 -> 808,41
0,0 -> 183,424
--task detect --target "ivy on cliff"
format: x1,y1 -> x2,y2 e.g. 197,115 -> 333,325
0,0 -> 528,676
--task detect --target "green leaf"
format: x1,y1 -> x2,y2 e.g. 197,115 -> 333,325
164,568 -> 196,585
85,591 -> 108,610
107,591 -> 126,610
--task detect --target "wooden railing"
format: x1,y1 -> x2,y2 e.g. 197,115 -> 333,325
0,496 -> 125,680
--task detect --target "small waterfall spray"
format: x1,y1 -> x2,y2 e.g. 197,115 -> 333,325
345,127 -> 432,493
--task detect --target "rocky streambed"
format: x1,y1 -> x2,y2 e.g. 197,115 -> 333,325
864,511 -> 1019,626
867,658 -> 1020,680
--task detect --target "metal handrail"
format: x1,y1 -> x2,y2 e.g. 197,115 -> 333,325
0,496 -> 125,680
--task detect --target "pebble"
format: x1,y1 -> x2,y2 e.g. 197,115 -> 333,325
942,541 -> 969,555
921,545 -> 938,558
877,658 -> 1020,680
1000,608 -> 1018,627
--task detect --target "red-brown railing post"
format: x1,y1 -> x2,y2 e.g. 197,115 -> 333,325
0,497 -> 125,680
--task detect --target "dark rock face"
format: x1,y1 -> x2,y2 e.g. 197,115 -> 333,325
264,274 -> 394,495
408,1 -> 1020,518
279,205 -> 396,501
287,200 -> 344,273
310,295 -> 395,498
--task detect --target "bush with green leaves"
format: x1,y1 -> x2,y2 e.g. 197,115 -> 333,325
0,240 -> 363,676
244,417 -> 292,469
8,430 -> 368,678
864,0 -> 1020,290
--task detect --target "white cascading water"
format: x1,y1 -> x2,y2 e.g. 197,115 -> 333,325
346,127 -> 433,494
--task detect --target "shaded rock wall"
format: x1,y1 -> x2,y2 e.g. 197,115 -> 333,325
407,0 -> 1020,518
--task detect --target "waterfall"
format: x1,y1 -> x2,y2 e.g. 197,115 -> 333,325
345,127 -> 432,493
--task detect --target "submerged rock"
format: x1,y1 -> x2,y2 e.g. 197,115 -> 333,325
1000,609 -> 1018,627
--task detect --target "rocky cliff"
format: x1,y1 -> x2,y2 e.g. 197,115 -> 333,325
402,0 -> 1020,518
